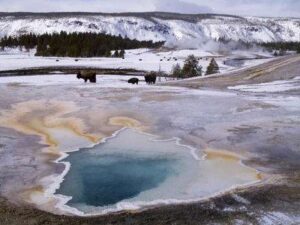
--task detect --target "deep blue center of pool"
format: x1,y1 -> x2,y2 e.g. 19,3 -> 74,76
57,152 -> 174,207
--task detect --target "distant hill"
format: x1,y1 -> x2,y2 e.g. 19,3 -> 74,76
0,12 -> 299,47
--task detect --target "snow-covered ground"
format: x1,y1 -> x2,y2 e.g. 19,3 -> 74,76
0,74 -> 151,88
0,75 -> 238,98
229,76 -> 300,112
228,77 -> 300,93
0,47 -> 273,74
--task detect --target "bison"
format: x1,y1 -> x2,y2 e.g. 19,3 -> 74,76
128,78 -> 139,85
144,72 -> 157,85
77,71 -> 97,83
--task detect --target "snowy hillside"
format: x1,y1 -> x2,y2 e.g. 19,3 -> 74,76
0,12 -> 299,47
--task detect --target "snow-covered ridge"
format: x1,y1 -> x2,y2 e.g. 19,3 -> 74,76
0,13 -> 299,47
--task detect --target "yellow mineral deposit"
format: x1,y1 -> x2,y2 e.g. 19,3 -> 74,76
0,100 -> 100,150
0,100 -> 103,210
204,148 -> 243,161
204,148 -> 263,180
108,116 -> 146,130
21,186 -> 51,206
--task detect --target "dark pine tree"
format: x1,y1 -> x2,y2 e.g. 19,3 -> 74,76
206,58 -> 219,75
113,50 -> 120,58
182,55 -> 200,78
119,49 -> 125,58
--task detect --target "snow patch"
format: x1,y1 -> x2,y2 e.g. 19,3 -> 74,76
228,77 -> 300,93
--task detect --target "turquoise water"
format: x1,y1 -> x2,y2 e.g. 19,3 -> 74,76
56,129 -> 179,209
57,153 -> 175,207
55,129 -> 258,214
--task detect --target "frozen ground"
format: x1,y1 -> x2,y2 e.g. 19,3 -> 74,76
228,76 -> 300,93
0,54 -> 299,224
0,74 -> 150,88
0,48 -> 273,74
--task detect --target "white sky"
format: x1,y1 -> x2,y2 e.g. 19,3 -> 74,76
0,0 -> 299,17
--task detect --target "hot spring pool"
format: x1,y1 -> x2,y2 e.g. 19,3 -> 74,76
55,129 -> 260,215
58,155 -> 175,207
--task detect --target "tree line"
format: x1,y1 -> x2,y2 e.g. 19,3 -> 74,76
0,32 -> 164,57
260,41 -> 300,53
171,55 -> 219,78
219,37 -> 300,54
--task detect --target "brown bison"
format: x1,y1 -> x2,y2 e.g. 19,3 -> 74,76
128,78 -> 139,85
77,71 -> 97,83
144,72 -> 157,85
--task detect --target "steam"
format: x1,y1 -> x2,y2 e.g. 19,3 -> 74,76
165,36 -> 266,54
